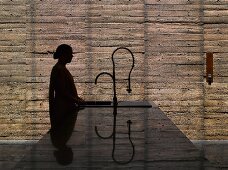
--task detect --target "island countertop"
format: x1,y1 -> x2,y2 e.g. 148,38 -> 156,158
15,101 -> 209,169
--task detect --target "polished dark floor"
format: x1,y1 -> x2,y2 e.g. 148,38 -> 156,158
1,102 -> 227,169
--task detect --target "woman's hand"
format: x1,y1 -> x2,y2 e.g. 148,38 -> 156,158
76,96 -> 85,104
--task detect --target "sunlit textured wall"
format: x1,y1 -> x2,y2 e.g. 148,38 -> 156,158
0,0 -> 227,140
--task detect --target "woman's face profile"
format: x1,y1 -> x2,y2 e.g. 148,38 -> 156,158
66,51 -> 73,63
54,44 -> 74,64
63,49 -> 73,63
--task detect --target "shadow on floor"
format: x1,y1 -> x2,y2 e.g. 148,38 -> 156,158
8,103 -> 227,169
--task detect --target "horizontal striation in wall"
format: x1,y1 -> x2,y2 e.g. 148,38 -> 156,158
0,0 -> 227,140
144,0 -> 227,140
0,0 -> 27,139
203,1 -> 228,139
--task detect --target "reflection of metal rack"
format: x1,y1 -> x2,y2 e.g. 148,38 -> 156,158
94,47 -> 135,164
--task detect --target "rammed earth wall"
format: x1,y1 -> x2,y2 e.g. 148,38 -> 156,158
0,0 -> 227,140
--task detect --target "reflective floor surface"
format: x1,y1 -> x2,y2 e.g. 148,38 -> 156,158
1,102 -> 227,169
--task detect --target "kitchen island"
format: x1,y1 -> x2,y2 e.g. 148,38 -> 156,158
14,101 -> 211,169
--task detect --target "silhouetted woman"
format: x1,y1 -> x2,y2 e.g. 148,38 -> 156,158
49,44 -> 84,165
49,44 -> 84,130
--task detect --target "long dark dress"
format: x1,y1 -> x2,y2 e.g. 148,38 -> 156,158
49,63 -> 79,148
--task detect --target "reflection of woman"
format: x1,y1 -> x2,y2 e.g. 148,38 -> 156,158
49,44 -> 84,133
51,108 -> 79,165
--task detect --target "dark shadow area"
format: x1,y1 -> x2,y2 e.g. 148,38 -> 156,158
50,107 -> 80,166
13,102 -> 222,169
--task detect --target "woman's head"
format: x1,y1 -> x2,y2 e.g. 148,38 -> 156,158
53,44 -> 73,63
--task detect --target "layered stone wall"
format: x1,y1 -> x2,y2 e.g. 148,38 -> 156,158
0,0 -> 227,140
